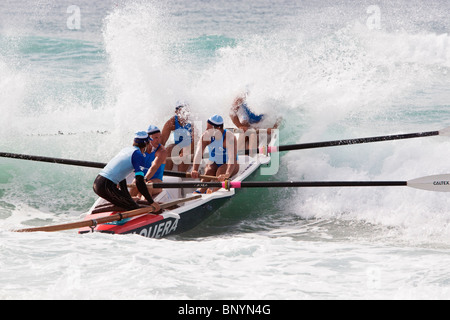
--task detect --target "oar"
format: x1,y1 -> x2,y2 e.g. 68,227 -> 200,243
14,195 -> 201,233
0,152 -> 205,179
127,171 -> 219,189
3,126 -> 448,166
246,126 -> 450,155
162,170 -> 218,180
2,126 -> 449,174
0,152 -> 106,168
143,174 -> 450,192
168,126 -> 450,158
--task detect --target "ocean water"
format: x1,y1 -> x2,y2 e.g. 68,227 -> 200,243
1,0 -> 450,300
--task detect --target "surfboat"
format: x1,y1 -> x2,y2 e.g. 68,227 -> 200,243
78,144 -> 273,238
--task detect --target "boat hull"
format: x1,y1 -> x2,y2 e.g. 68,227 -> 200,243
79,153 -> 271,238
124,197 -> 231,238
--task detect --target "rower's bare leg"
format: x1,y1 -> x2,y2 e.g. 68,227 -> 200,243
148,178 -> 162,196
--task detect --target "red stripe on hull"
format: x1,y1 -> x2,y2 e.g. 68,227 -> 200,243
79,211 -> 164,234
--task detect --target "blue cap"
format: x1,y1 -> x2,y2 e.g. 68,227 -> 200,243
134,131 -> 150,143
147,125 -> 161,135
207,114 -> 224,126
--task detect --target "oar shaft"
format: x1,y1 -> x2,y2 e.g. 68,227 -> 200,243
148,181 -> 407,189
242,130 -> 441,155
241,181 -> 407,187
0,152 -> 211,179
0,152 -> 106,168
277,131 -> 439,152
1,127 -> 444,168
137,173 -> 450,192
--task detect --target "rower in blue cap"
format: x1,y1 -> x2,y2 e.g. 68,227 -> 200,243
93,131 -> 161,213
130,125 -> 167,198
190,114 -> 239,194
145,125 -> 167,183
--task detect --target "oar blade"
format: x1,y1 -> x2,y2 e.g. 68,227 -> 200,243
438,126 -> 450,136
407,174 -> 450,192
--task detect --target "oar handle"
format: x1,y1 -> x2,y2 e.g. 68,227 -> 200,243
164,170 -> 218,180
127,173 -> 218,189
189,173 -> 218,180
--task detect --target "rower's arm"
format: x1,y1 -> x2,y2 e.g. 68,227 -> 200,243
230,104 -> 250,130
225,132 -> 238,176
144,147 -> 167,181
135,175 -> 154,205
161,117 -> 175,146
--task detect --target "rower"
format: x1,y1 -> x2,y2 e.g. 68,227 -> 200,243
144,125 -> 167,195
161,101 -> 195,172
229,90 -> 281,148
230,95 -> 264,130
130,125 -> 167,198
93,131 -> 161,213
190,114 -> 239,193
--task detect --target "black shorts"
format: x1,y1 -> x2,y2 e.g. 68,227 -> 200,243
93,175 -> 139,211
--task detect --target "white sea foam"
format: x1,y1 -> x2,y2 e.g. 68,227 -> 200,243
1,231 -> 450,300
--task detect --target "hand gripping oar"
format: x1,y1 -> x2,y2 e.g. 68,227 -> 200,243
14,195 -> 201,233
144,174 -> 450,192
245,126 -> 450,155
